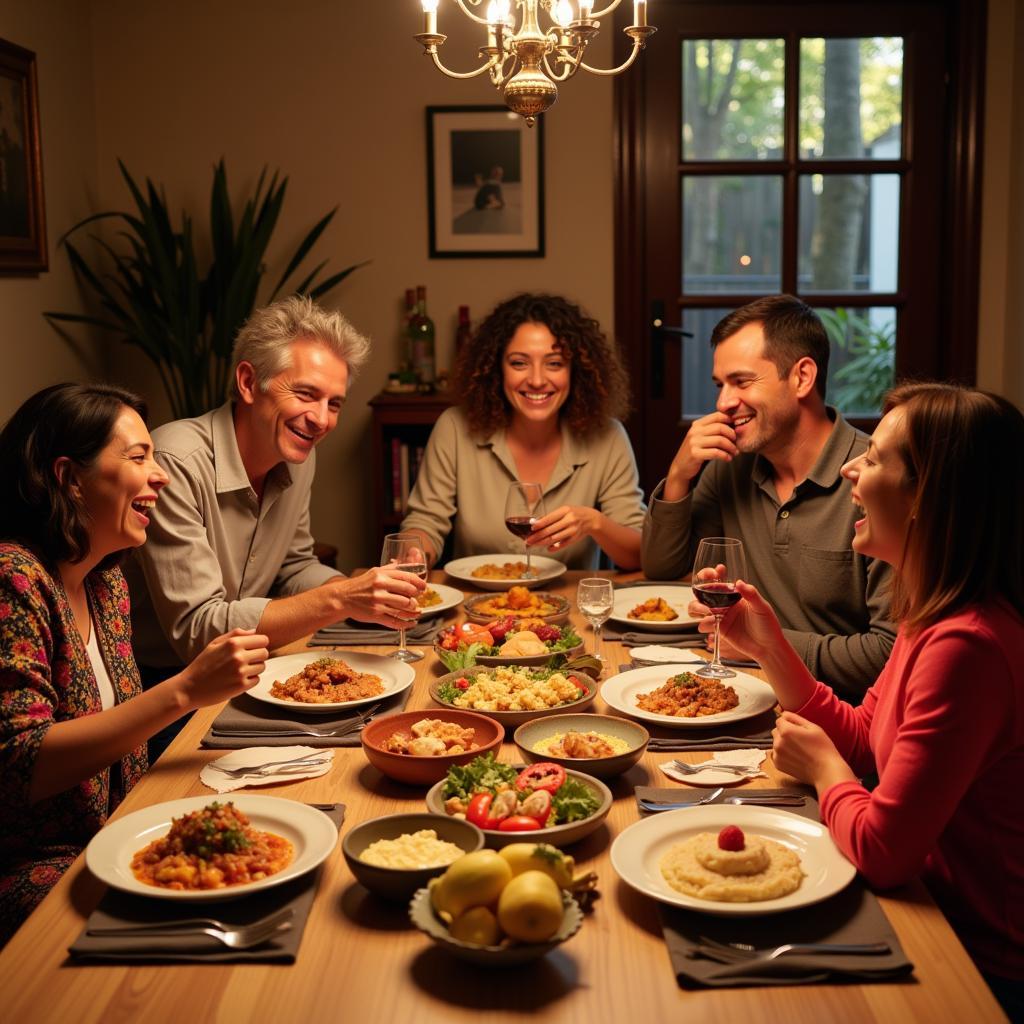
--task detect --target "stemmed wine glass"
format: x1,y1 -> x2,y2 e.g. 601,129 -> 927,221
504,481 -> 545,579
692,537 -> 747,678
577,577 -> 614,659
380,532 -> 426,663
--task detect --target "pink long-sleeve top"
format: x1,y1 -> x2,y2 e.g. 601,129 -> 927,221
797,599 -> 1024,980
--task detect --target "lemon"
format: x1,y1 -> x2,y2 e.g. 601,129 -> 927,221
448,905 -> 502,946
496,869 -> 564,942
499,843 -> 574,889
430,850 -> 512,923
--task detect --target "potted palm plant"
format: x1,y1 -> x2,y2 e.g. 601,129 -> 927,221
46,160 -> 366,418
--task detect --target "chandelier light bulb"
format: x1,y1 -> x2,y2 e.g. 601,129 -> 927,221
578,0 -> 594,19
554,0 -> 574,27
420,0 -> 439,10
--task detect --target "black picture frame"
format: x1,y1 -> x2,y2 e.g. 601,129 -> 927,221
426,105 -> 544,258
0,37 -> 47,274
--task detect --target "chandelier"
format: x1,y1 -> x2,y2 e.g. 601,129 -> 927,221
414,1 -> 657,127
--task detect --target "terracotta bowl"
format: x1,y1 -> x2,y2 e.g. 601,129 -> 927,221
513,713 -> 650,779
360,709 -> 504,785
343,813 -> 484,901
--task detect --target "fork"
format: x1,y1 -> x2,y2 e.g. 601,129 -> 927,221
665,759 -> 763,777
88,907 -> 294,950
695,933 -> 891,963
209,754 -> 333,778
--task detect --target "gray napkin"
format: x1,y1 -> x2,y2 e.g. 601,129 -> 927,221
645,793 -> 914,987
68,804 -> 345,963
201,689 -> 412,749
646,728 -> 775,752
309,617 -> 442,646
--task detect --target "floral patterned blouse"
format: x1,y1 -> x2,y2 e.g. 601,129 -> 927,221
0,543 -> 147,945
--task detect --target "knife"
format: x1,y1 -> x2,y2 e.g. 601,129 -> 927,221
639,794 -> 806,810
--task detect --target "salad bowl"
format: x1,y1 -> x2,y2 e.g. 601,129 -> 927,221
434,618 -> 584,670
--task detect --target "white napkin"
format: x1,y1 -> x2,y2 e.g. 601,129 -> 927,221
200,745 -> 334,793
630,644 -> 703,663
658,748 -> 767,787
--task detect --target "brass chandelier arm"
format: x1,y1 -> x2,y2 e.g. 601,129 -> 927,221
588,0 -> 626,17
427,49 -> 502,79
578,26 -> 656,74
452,0 -> 494,26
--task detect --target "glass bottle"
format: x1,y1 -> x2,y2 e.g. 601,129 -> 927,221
454,305 -> 471,358
410,285 -> 436,385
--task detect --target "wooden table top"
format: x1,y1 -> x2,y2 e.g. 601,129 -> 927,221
0,571 -> 1007,1023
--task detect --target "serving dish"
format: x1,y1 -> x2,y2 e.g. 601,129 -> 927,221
408,886 -> 583,965
601,664 -> 777,728
85,795 -> 338,901
424,767 -> 612,849
360,709 -> 504,785
443,554 -> 568,591
342,813 -> 484,901
464,591 -> 570,625
429,665 -> 596,728
513,713 -> 649,779
247,651 -> 415,715
415,583 -> 464,619
609,805 -> 856,915
608,584 -> 699,633
433,620 -> 584,669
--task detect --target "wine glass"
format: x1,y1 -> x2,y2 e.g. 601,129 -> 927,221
692,537 -> 748,678
380,532 -> 426,663
577,577 -> 614,658
504,481 -> 546,579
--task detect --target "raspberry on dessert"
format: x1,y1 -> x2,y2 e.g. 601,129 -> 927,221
717,825 -> 745,851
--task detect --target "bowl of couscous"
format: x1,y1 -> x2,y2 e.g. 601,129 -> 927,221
343,813 -> 485,901
429,665 -> 597,728
513,713 -> 650,779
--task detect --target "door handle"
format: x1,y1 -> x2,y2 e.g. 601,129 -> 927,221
650,300 -> 693,399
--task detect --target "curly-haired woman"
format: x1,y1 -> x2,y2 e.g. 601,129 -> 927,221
0,383 -> 268,945
400,293 -> 645,569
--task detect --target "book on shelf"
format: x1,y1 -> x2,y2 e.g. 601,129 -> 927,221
390,437 -> 402,513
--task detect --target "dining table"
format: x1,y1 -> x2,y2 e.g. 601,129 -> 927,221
0,569 -> 1008,1023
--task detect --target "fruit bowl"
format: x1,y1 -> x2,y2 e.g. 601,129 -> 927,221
408,886 -> 583,966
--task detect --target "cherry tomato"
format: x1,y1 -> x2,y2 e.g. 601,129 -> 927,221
498,814 -> 544,832
455,677 -> 470,690
515,762 -> 567,794
519,789 -> 553,825
465,793 -> 493,829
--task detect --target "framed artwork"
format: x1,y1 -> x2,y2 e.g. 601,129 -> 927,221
426,105 -> 544,258
0,38 -> 46,274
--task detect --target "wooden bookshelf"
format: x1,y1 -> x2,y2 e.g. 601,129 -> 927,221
368,390 -> 454,555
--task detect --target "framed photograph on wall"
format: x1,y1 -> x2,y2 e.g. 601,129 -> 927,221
0,38 -> 46,274
426,105 -> 544,258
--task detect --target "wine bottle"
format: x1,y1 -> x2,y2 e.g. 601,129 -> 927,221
410,285 -> 436,385
400,288 -> 416,375
455,305 -> 471,357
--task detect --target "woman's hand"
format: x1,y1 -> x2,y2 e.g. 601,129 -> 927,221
181,628 -> 269,708
771,711 -> 857,790
527,505 -> 599,552
690,579 -> 783,663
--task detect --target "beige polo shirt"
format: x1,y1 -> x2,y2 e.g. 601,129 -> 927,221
400,407 -> 646,569
126,402 -> 340,668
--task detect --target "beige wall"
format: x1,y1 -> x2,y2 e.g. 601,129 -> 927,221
86,0 -> 615,569
978,0 -> 1024,405
0,1 -> 102,410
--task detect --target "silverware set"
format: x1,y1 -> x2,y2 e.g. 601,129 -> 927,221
661,758 -> 764,777
87,907 -> 294,950
691,933 -> 891,964
208,753 -> 333,779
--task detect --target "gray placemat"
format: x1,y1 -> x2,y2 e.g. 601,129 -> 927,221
68,804 -> 345,963
640,791 -> 914,987
201,688 -> 412,748
309,617 -> 442,646
646,729 -> 774,752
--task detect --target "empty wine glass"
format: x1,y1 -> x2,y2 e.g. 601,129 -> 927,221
504,481 -> 546,579
692,537 -> 747,678
380,532 -> 426,663
577,577 -> 614,658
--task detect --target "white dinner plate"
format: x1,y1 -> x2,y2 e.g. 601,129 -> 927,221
247,651 -> 415,715
608,584 -> 699,632
600,664 -> 777,728
443,554 -> 568,591
85,795 -> 338,901
610,805 -> 856,916
416,582 -> 464,618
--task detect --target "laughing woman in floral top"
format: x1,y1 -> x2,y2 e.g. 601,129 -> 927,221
0,384 -> 271,946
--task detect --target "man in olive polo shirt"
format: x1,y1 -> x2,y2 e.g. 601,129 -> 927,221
641,295 -> 895,700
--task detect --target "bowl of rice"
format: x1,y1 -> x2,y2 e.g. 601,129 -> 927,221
513,713 -> 649,778
343,813 -> 484,901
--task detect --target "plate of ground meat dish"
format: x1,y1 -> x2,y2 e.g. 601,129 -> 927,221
85,796 -> 338,900
247,652 -> 415,714
443,554 -> 567,591
600,665 -> 777,728
607,585 -> 700,633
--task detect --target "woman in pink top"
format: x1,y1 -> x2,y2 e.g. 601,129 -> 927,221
709,383 -> 1023,1018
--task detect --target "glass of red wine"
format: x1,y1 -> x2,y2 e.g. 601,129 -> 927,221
504,481 -> 546,579
692,537 -> 747,679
